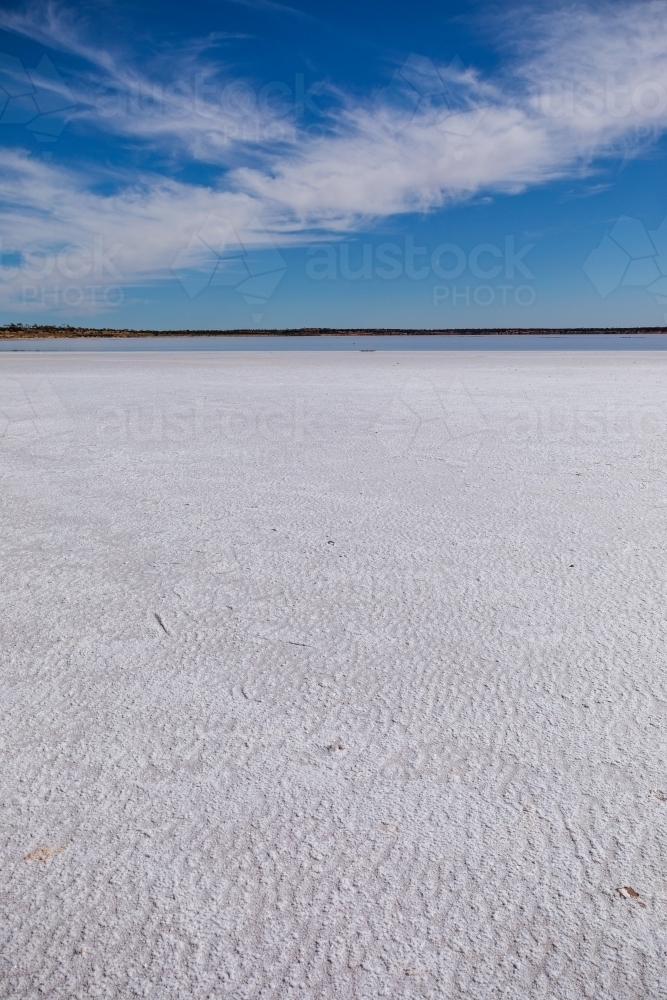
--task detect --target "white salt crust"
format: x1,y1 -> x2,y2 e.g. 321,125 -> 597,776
1,349 -> 667,999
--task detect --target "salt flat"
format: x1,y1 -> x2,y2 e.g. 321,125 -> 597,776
2,349 -> 667,1000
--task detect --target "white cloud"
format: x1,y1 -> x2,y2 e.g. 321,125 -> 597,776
0,149 -> 276,272
232,2 -> 667,227
221,0 -> 317,20
1,0 -> 667,308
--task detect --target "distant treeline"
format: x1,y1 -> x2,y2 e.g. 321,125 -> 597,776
2,325 -> 667,339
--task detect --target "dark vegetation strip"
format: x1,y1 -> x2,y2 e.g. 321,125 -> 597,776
1,325 -> 666,339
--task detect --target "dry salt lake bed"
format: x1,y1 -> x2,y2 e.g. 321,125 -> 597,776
2,337 -> 667,999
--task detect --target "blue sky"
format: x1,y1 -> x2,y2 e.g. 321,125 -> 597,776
1,0 -> 667,329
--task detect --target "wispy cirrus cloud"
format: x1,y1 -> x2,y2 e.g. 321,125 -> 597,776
231,2 -> 667,227
1,0 -> 667,310
221,0 -> 317,20
0,2 -> 120,73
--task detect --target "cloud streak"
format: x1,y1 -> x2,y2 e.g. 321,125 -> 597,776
221,0 -> 316,21
1,0 -> 667,312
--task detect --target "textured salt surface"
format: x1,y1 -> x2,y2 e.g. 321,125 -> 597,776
1,350 -> 667,999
